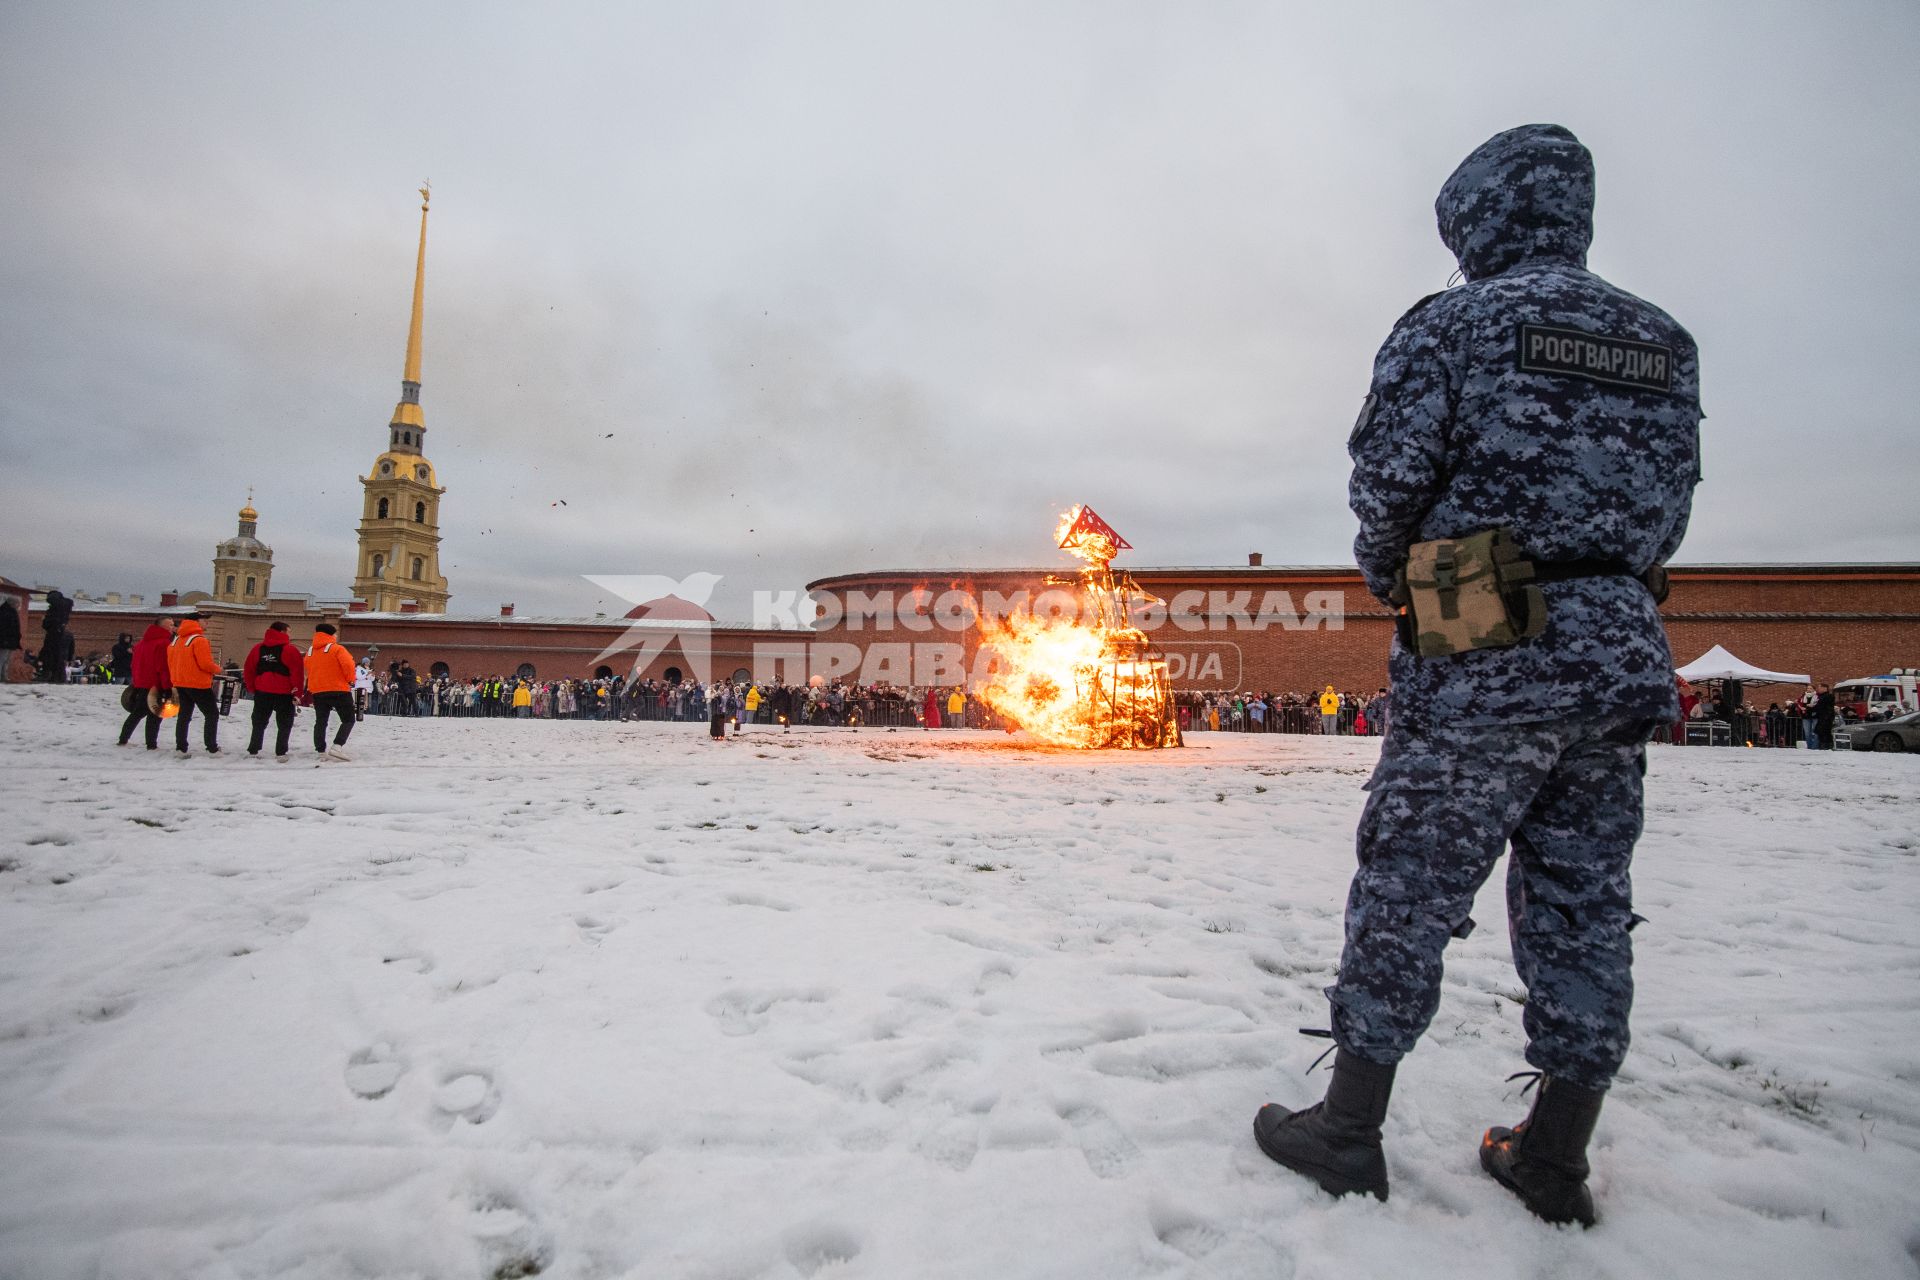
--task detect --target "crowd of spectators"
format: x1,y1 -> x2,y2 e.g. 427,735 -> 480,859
355,663 -> 1394,737
1174,688 -> 1390,736
1663,676 -> 1844,749
359,665 -> 972,730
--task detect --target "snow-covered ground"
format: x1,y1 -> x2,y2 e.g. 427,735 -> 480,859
1,684 -> 1917,1280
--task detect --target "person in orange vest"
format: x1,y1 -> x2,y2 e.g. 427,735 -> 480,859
305,623 -> 359,760
166,613 -> 222,754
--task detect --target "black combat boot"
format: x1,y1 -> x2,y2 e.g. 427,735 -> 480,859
1480,1075 -> 1604,1227
1253,1048 -> 1396,1201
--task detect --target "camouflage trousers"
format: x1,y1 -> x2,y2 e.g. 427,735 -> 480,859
1326,713 -> 1656,1090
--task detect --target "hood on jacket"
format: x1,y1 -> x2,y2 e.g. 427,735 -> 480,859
141,624 -> 171,645
262,624 -> 290,643
311,632 -> 333,649
1436,123 -> 1593,282
175,619 -> 205,643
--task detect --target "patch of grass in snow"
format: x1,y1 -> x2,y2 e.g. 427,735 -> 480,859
128,817 -> 166,829
1203,920 -> 1240,934
1760,1069 -> 1825,1117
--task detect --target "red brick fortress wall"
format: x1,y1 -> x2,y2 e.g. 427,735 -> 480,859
36,564 -> 1917,692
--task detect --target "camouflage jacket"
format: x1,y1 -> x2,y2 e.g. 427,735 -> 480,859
1349,124 -> 1701,728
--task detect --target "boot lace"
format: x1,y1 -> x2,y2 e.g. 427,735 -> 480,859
1298,1028 -> 1336,1074
1505,1069 -> 1543,1098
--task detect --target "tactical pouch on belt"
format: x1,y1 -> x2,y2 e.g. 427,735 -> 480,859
1391,528 -> 1545,658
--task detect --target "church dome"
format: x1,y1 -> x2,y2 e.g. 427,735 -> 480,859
624,595 -> 715,623
238,501 -> 258,521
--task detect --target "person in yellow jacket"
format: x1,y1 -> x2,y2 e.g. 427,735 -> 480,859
744,684 -> 762,725
946,688 -> 965,729
305,623 -> 359,759
167,614 -> 223,754
1319,685 -> 1342,736
512,681 -> 533,717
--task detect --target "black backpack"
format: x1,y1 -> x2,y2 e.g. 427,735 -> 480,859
255,642 -> 291,678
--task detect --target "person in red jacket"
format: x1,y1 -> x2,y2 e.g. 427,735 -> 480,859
117,619 -> 176,750
243,622 -> 306,759
167,614 -> 223,754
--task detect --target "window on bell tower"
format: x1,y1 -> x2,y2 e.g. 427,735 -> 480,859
411,557 -> 424,580
245,576 -> 256,596
225,574 -> 236,594
378,498 -> 390,519
414,501 -> 426,523
372,554 -> 385,579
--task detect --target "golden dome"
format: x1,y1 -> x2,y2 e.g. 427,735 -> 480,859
239,501 -> 259,521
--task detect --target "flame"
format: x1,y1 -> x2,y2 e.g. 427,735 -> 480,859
974,507 -> 1179,749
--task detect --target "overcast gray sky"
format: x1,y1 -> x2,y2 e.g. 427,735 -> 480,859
3,1 -> 1915,618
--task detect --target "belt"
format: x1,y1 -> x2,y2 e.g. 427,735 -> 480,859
1532,559 -> 1670,604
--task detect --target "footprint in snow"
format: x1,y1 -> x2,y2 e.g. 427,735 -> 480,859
705,987 -> 831,1037
782,1221 -> 863,1277
1058,1103 -> 1140,1180
1149,1203 -> 1227,1259
575,915 -> 615,944
345,1045 -> 405,1100
724,891 -> 795,911
973,960 -> 1017,997
466,1188 -> 552,1278
433,1069 -> 500,1125
911,1117 -> 981,1171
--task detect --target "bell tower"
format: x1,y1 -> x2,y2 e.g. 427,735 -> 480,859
353,184 -> 451,613
213,491 -> 273,604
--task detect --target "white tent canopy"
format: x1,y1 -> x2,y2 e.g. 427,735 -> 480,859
1675,644 -> 1810,685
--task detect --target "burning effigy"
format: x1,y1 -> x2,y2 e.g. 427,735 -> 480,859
973,506 -> 1182,749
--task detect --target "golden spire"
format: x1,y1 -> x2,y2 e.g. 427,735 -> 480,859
402,182 -> 429,386
389,183 -> 429,433
239,486 -> 258,522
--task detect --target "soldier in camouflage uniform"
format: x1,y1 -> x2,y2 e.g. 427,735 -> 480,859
1254,124 -> 1701,1226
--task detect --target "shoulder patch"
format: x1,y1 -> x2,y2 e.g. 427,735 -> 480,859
1517,323 -> 1674,393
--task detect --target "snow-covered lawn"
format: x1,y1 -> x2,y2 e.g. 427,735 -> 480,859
2,684 -> 1917,1279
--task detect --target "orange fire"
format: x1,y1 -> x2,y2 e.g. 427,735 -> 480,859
973,506 -> 1180,749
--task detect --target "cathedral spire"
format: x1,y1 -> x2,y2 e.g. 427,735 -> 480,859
403,183 -> 428,386
389,183 -> 429,447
